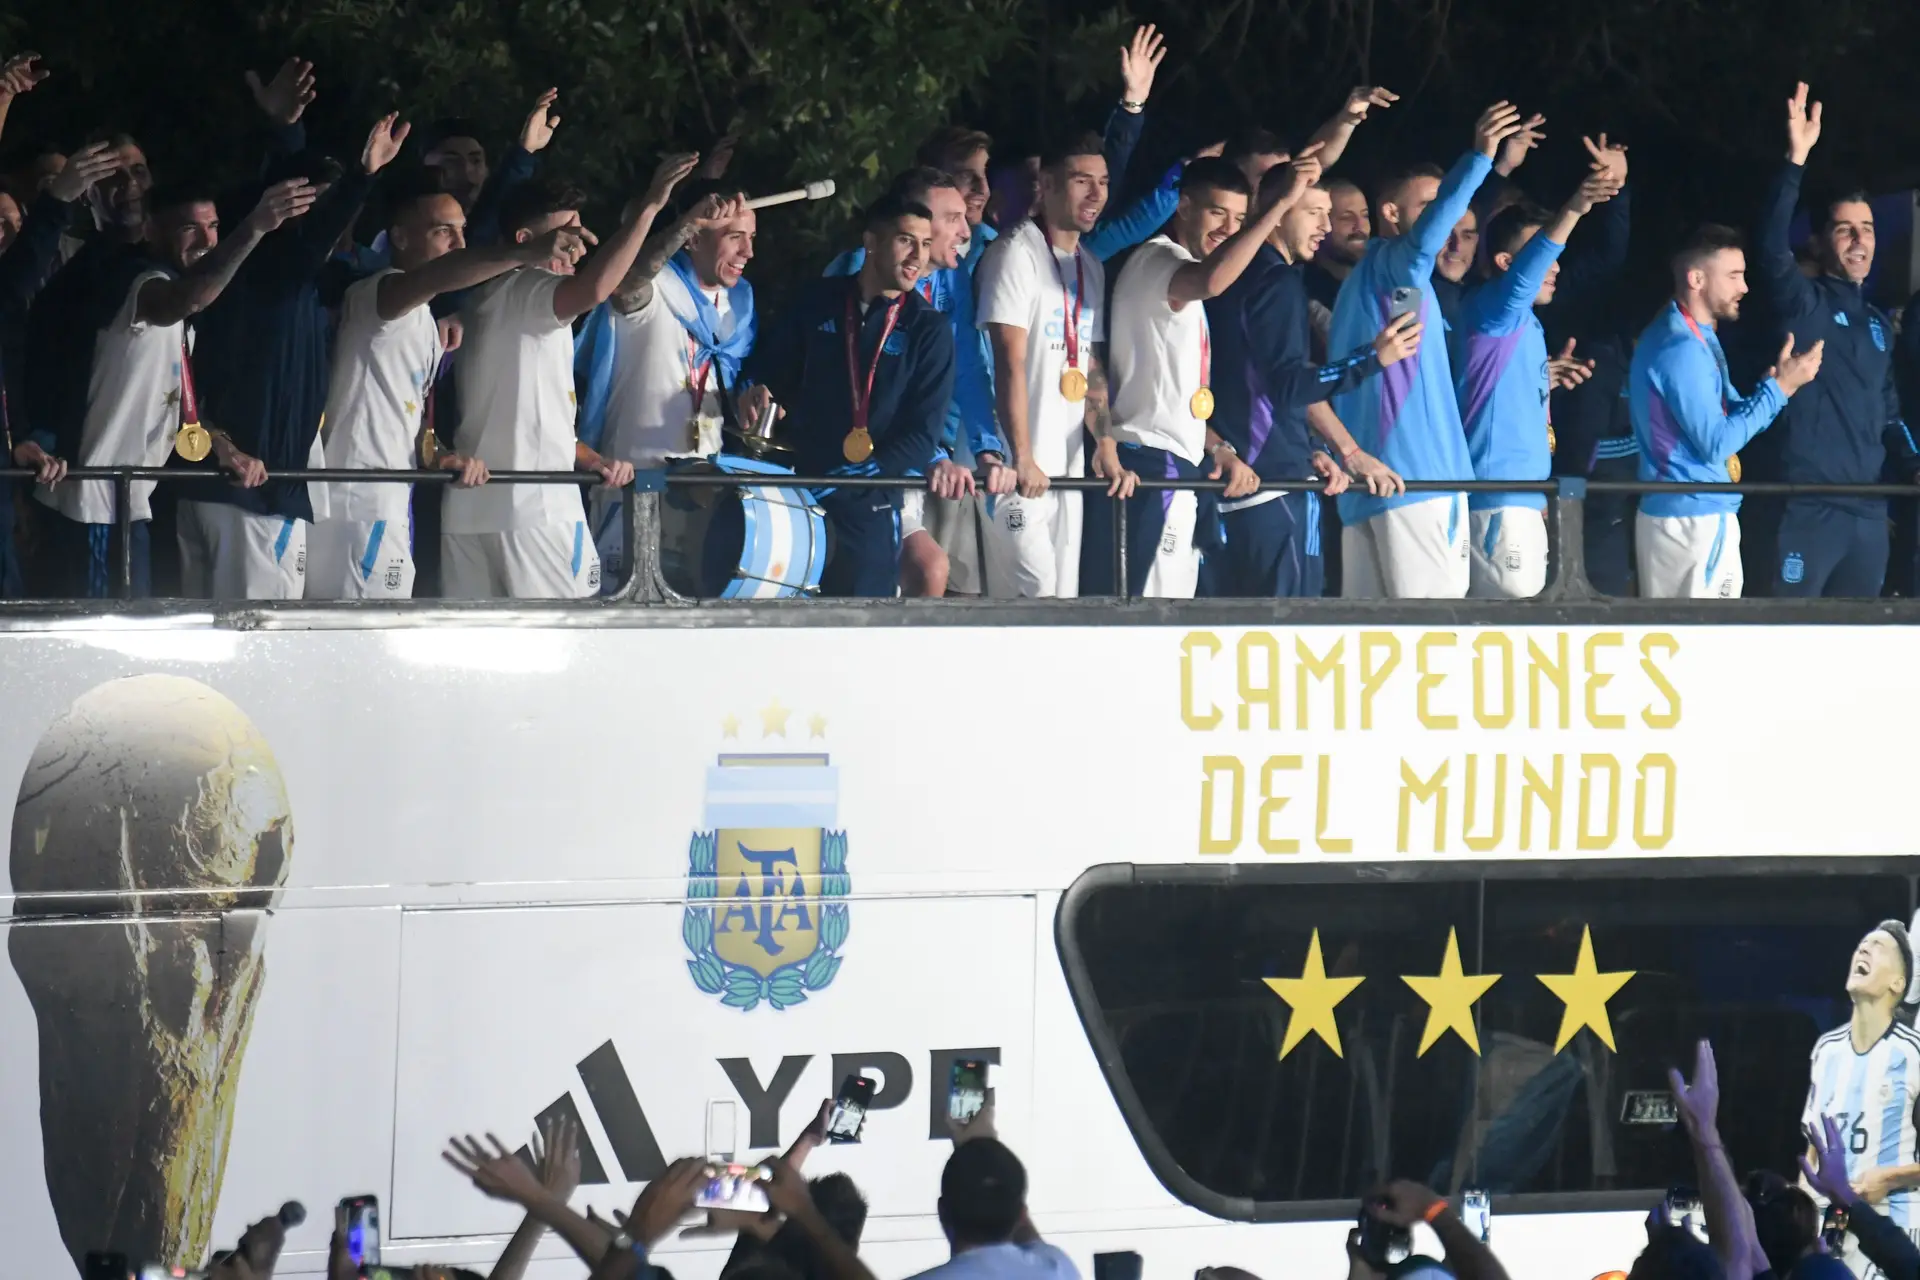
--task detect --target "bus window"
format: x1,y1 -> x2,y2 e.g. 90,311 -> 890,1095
1059,860 -> 1915,1219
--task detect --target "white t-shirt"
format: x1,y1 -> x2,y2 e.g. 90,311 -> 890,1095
906,1241 -> 1081,1280
1110,234 -> 1209,464
603,269 -> 732,466
444,268 -> 586,533
320,271 -> 443,522
975,220 -> 1105,478
41,269 -> 180,525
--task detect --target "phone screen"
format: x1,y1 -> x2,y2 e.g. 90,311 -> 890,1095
1462,1189 -> 1491,1243
949,1059 -> 989,1126
1665,1190 -> 1704,1239
826,1074 -> 876,1143
342,1195 -> 380,1267
694,1162 -> 772,1213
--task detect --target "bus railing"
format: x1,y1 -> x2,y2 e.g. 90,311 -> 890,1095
1,465 -> 1915,604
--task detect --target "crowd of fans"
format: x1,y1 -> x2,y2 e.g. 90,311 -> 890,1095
0,37 -> 1911,604
122,1044 -> 1920,1280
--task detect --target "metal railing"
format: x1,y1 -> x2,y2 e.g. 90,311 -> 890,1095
2,464 -> 1916,604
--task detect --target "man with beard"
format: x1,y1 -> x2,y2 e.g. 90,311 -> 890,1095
1304,178 -> 1369,338
1760,83 -> 1908,597
1096,152 -> 1343,598
1205,175 -> 1412,598
747,196 -> 955,597
975,132 -> 1125,598
29,180 -> 315,597
822,169 -> 999,597
443,158 -> 693,599
1631,224 -> 1824,598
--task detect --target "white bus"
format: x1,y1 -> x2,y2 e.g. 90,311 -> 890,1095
1,613 -> 1909,1280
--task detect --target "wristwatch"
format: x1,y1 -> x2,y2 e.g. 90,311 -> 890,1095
1119,98 -> 1145,114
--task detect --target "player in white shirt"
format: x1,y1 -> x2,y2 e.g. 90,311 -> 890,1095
310,177 -> 584,598
442,157 -> 697,599
586,184 -> 748,585
1804,921 -> 1920,1262
1103,153 -> 1319,597
975,131 -> 1133,598
35,177 -> 315,597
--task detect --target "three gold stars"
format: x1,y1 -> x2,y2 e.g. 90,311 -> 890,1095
1261,926 -> 1635,1060
1536,926 -> 1635,1052
1401,928 -> 1501,1056
721,703 -> 815,739
1265,929 -> 1364,1058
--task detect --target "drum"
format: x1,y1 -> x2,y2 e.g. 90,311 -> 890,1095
658,456 -> 827,599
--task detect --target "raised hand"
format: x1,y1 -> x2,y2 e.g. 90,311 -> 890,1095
626,1156 -> 707,1249
245,58 -> 316,126
1341,85 -> 1399,125
1372,311 -> 1422,367
0,52 -> 49,103
533,1113 -> 582,1201
1120,24 -> 1167,105
1496,112 -> 1546,176
244,178 -> 320,235
1667,1038 -> 1721,1143
1567,169 -> 1623,216
1773,334 -> 1826,395
1800,1114 -> 1859,1208
1582,132 -> 1629,186
1787,81 -> 1823,166
1191,140 -> 1228,161
520,88 -> 562,153
1369,1180 -> 1444,1227
1474,101 -> 1526,161
1550,338 -> 1596,390
697,134 -> 738,180
46,141 -> 119,204
643,153 -> 703,214
443,1132 -> 549,1206
1279,142 -> 1326,203
361,112 -> 412,175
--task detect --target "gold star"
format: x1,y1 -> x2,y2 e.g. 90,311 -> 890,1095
721,714 -> 741,739
1263,929 -> 1364,1059
404,400 -> 418,418
759,700 -> 791,737
1401,928 -> 1501,1056
1537,926 -> 1635,1052
808,713 -> 828,738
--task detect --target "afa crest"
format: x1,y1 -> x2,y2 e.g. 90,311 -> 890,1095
685,706 -> 848,1012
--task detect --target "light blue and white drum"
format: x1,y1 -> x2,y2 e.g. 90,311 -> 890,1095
659,455 -> 827,600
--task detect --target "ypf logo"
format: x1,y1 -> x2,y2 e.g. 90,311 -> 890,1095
684,702 -> 849,1012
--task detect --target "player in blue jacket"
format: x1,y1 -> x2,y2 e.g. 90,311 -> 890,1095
1631,224 -> 1824,598
1327,101 -> 1524,598
1456,164 -> 1621,598
746,196 -> 955,598
1758,83 -> 1910,597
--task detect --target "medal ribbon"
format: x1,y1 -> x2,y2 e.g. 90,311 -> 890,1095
845,291 -> 906,440
1198,311 -> 1211,391
686,332 -> 714,417
179,333 -> 201,431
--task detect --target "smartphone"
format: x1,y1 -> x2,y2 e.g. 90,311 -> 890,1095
1664,1186 -> 1705,1240
1823,1202 -> 1850,1251
85,1254 -> 133,1280
826,1073 -> 877,1143
340,1194 -> 380,1268
1093,1252 -> 1144,1280
707,1099 -> 739,1162
1462,1188 -> 1492,1244
1388,286 -> 1423,322
694,1161 -> 773,1213
949,1058 -> 990,1127
138,1269 -> 208,1280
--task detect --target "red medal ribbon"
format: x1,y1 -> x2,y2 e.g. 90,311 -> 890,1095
845,291 -> 906,438
1198,311 -> 1211,388
1053,239 -> 1085,373
686,332 -> 714,418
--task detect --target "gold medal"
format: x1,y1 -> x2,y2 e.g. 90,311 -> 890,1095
175,423 -> 212,463
1546,423 -> 1557,455
843,428 -> 874,464
1189,387 -> 1215,421
418,424 -> 442,469
1060,367 -> 1088,402
1726,453 -> 1742,484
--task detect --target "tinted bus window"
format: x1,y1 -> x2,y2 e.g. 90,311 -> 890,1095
1060,861 -> 1915,1218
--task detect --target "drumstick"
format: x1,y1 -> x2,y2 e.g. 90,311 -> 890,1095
745,180 -> 836,210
